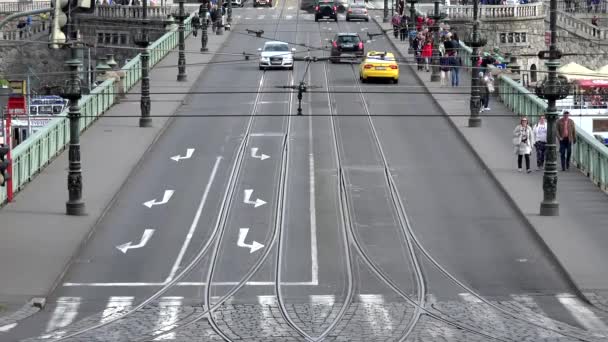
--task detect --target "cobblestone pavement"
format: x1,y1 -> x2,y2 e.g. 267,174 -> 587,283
17,294 -> 608,342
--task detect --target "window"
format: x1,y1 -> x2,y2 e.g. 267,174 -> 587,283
498,32 -> 527,46
499,33 -> 506,44
593,119 -> 608,132
507,32 -> 514,44
98,32 -> 104,44
120,34 -> 128,45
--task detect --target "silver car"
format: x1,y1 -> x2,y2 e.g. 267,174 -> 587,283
258,41 -> 295,70
346,2 -> 369,21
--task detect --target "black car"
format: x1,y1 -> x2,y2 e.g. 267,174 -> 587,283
330,33 -> 364,62
315,0 -> 338,21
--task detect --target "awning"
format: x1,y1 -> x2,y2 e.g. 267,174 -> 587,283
577,79 -> 608,88
558,62 -> 596,80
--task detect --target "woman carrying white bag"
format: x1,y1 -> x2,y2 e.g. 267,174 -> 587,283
512,117 -> 535,173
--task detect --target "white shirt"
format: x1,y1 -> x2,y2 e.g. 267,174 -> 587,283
534,122 -> 547,143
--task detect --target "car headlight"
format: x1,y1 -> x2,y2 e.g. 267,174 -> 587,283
260,57 -> 269,61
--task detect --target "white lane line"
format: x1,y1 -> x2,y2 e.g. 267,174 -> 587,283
359,294 -> 392,333
257,295 -> 277,337
458,293 -> 506,334
0,323 -> 17,332
557,293 -> 608,334
63,281 -> 317,287
309,126 -> 319,286
257,14 -> 265,19
285,14 -> 293,19
45,297 -> 81,333
165,156 -> 222,283
101,296 -> 134,323
153,297 -> 183,340
511,294 -> 557,338
310,295 -> 335,306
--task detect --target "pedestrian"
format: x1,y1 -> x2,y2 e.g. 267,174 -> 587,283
512,117 -> 535,173
449,52 -> 461,87
480,71 -> 494,111
440,54 -> 450,86
391,12 -> 400,38
556,111 -> 576,171
421,38 -> 433,72
399,15 -> 408,41
533,115 -> 547,170
192,12 -> 201,37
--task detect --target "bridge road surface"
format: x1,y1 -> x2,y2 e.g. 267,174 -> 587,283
5,2 -> 608,341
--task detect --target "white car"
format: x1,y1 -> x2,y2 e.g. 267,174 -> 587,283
258,41 -> 295,70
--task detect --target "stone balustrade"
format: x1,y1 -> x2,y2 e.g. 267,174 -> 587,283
93,5 -> 173,19
554,10 -> 608,40
444,2 -> 545,20
0,20 -> 48,41
0,1 -> 50,13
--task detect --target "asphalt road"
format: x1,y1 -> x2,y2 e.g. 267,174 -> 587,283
5,2 -> 608,341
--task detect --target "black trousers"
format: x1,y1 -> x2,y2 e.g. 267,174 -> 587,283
517,154 -> 530,170
559,138 -> 573,170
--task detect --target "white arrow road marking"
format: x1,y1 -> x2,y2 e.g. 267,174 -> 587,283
170,148 -> 195,162
251,147 -> 270,160
237,228 -> 264,253
45,297 -> 80,334
143,190 -> 174,208
244,189 -> 267,208
0,323 -> 17,332
116,229 -> 155,254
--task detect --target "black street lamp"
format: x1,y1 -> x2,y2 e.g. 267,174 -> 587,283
536,0 -> 571,216
384,0 -> 389,22
463,0 -> 486,127
227,0 -> 232,26
136,0 -> 152,127
176,0 -> 187,82
65,42 -> 85,216
216,0 -> 224,35
200,2 -> 209,52
429,0 -> 445,82
408,0 -> 417,54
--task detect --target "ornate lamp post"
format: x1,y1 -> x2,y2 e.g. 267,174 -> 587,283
408,0 -> 417,54
429,0 -> 445,82
136,0 -> 152,127
536,0 -> 571,216
200,2 -> 209,52
65,42 -> 85,216
176,0 -> 187,81
216,0 -> 224,35
464,0 -> 486,127
383,0 -> 389,22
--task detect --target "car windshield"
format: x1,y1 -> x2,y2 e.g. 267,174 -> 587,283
350,3 -> 365,7
264,44 -> 289,52
339,35 -> 360,43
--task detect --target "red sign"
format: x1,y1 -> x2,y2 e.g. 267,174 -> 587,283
7,96 -> 26,116
545,31 -> 551,46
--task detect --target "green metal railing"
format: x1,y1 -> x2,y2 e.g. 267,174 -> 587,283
459,41 -> 608,191
0,14 -> 194,204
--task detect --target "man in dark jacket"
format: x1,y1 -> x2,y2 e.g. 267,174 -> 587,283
556,111 -> 577,171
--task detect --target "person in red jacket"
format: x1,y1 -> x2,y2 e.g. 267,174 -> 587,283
421,38 -> 433,72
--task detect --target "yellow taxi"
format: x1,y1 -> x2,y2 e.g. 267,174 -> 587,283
359,51 -> 399,84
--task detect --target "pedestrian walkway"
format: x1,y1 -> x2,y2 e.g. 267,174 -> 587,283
375,19 -> 608,305
0,30 -> 232,316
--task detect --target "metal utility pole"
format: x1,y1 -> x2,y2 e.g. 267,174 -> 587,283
216,0 -> 224,35
176,0 -> 187,82
464,0 -> 485,127
65,42 -> 85,216
227,0 -> 232,26
538,0 -> 570,216
383,0 -> 389,22
429,0 -> 442,82
138,0 -> 152,127
408,0 -> 417,54
200,2 -> 209,52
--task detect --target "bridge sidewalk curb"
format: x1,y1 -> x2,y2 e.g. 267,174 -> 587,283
0,29 -> 233,316
373,16 -> 608,308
